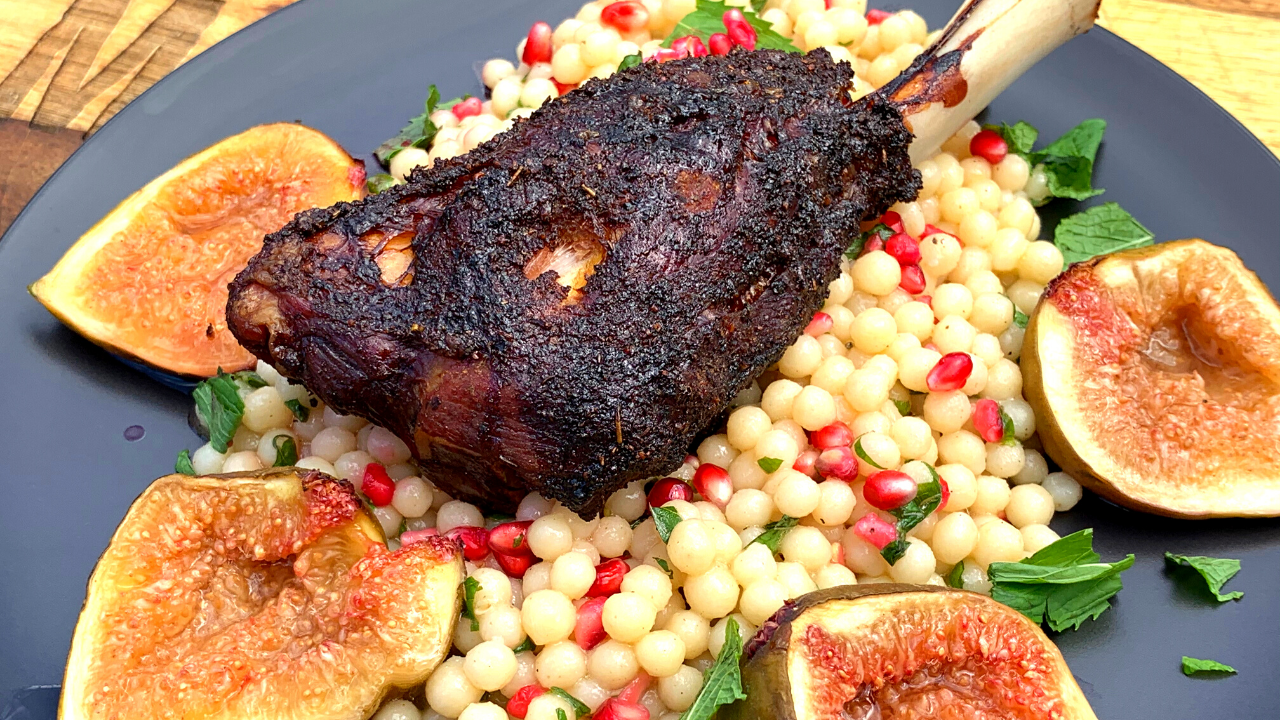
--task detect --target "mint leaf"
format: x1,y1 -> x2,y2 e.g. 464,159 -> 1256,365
548,688 -> 590,718
284,398 -> 309,422
651,505 -> 683,543
367,173 -> 398,194
1021,119 -> 1106,205
985,121 -> 1038,156
893,398 -> 912,416
998,405 -> 1018,446
1165,553 -> 1244,602
946,560 -> 965,588
272,435 -> 298,467
989,529 -> 1134,632
1013,307 -> 1029,329
655,557 -> 674,578
1182,657 -> 1236,676
846,223 -> 894,260
664,0 -> 798,52
231,370 -> 268,388
1031,119 -> 1106,165
881,466 -> 943,565
514,636 -> 535,654
757,456 -> 783,474
462,576 -> 480,631
750,516 -> 799,552
854,434 -> 885,469
1055,202 -> 1154,265
375,84 -> 450,166
193,371 -> 245,453
618,53 -> 642,71
175,449 -> 195,475
556,709 -> 569,720
680,617 -> 747,720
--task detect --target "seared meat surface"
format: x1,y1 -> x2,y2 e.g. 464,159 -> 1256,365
228,49 -> 919,515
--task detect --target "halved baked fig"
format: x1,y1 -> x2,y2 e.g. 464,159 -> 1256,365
1023,239 -> 1280,518
60,469 -> 462,720
725,584 -> 1096,720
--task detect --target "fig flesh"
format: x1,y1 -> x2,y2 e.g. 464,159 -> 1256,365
1023,239 -> 1280,518
725,584 -> 1096,720
60,469 -> 462,720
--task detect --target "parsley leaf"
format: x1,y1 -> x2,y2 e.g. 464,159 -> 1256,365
461,576 -> 481,631
881,467 -> 944,565
988,529 -> 1134,632
618,53 -> 642,70
1165,553 -> 1244,602
946,560 -> 965,588
757,456 -> 783,474
679,617 -> 747,720
854,435 -> 885,470
548,688 -> 590,718
750,516 -> 799,553
272,435 -> 298,466
664,0 -> 798,52
193,371 -> 245,453
651,505 -> 683,543
175,449 -> 195,475
367,173 -> 398,194
845,223 -> 894,260
985,121 -> 1039,157
1182,657 -> 1236,676
1054,202 -> 1154,265
1013,306 -> 1029,328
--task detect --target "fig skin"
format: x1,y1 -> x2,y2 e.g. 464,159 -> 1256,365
1023,239 -> 1280,518
724,584 -> 1098,720
59,469 -> 462,720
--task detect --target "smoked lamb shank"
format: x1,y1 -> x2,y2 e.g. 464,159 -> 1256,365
228,0 -> 1099,515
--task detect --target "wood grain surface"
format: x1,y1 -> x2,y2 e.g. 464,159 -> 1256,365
1,0 -> 1277,236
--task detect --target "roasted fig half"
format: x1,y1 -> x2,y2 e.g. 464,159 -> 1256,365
60,469 -> 462,720
1023,239 -> 1280,518
725,584 -> 1097,720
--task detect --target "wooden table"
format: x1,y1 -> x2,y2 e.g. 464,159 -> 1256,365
2,0 -> 1277,236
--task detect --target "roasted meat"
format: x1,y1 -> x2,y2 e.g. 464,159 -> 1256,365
229,49 -> 915,514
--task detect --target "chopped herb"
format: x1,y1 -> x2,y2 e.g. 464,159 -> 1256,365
618,53 -> 642,70
984,121 -> 1039,157
556,709 -> 569,720
750,516 -> 799,553
1182,657 -> 1236,676
998,405 -> 1018,447
988,529 -> 1134,632
367,173 -> 398,194
664,0 -> 798,52
376,85 -> 457,166
514,636 -> 536,654
880,466 -> 943,565
1028,119 -> 1108,205
1013,307 -> 1029,329
513,533 -> 524,549
272,435 -> 298,466
679,617 -> 747,720
846,222 -> 895,259
1055,202 -> 1154,265
655,557 -> 674,578
631,515 -> 647,529
397,518 -> 407,536
651,505 -> 683,543
284,398 -> 310,422
1165,553 -> 1243,602
231,370 -> 268,388
174,449 -> 195,475
548,688 -> 590,718
757,456 -> 783,474
359,494 -> 378,517
193,371 -> 245,453
461,576 -> 481,631
854,435 -> 885,470
946,560 -> 965,588
893,398 -> 912,416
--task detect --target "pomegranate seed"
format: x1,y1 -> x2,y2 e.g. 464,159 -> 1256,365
708,32 -> 733,55
399,528 -> 438,545
618,672 -> 652,704
507,685 -> 545,718
522,22 -> 553,65
860,236 -> 885,256
880,210 -> 904,232
594,699 -> 650,720
671,35 -> 709,58
831,540 -> 845,566
722,9 -> 757,50
495,551 -> 535,577
854,512 -> 898,549
825,0 -> 834,7
693,464 -> 733,509
923,223 -> 955,240
866,8 -> 893,24
918,294 -> 932,307
575,596 -> 609,650
810,421 -> 853,450
451,96 -> 482,120
445,525 -> 491,561
553,80 -> 576,95
926,352 -> 974,392
488,520 -> 534,556
885,232 -> 922,265
973,398 -> 1005,443
924,342 -> 940,352
938,477 -> 951,509
815,446 -> 858,481
793,448 -> 819,477
864,470 -> 918,510
651,47 -> 683,62
899,263 -> 927,294
969,129 -> 1009,165
647,477 -> 694,507
805,311 -> 833,337
600,1 -> 650,33
361,463 -> 395,506
587,558 -> 628,597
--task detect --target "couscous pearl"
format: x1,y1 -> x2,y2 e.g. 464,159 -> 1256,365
1020,524 -> 1061,553
521,590 -> 576,645
852,251 -> 902,296
295,456 -> 336,475
333,450 -> 372,482
937,430 -> 986,475
982,359 -> 1023,400
470,567 -> 514,615
739,578 -> 789,626
550,551 -> 597,599
588,640 -> 640,690
1042,472 -> 1084,511
933,315 -> 976,354
726,406 -> 772,450
812,480 -> 856,526
923,390 -> 971,434
779,334 -> 824,378
222,451 -> 264,473
479,605 -> 525,648
658,665 -> 704,712
775,561 -> 819,599
792,385 -> 837,430
684,565 -> 740,619
603,592 -> 658,643
425,657 -> 483,718
781,525 -> 834,571
311,427 -> 356,462
458,703 -> 505,720
888,537 -> 937,583
528,513 -> 574,560
938,464 -> 977,511
664,610 -> 711,659
842,529 -> 891,576
392,476 -> 433,518
437,500 -> 485,534
373,699 -> 420,720
1005,483 -> 1056,528
773,471 -> 822,518
973,519 -> 1025,568
810,355 -> 857,396
635,630 -> 686,677
535,640 -> 587,688
930,511 -> 979,564
526,694 -> 577,720
760,379 -> 804,421
502,651 -> 537,696
590,515 -> 633,557
851,307 -> 898,354
622,564 -> 674,609
697,433 -> 737,468
464,640 -> 518,691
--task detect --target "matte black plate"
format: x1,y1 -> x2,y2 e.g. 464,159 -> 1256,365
1,0 -> 1278,716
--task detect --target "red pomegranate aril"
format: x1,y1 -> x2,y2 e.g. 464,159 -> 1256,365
854,512 -> 898,549
554,80 -> 576,95
723,9 -> 757,50
973,398 -> 1005,443
866,8 -> 893,24
879,210 -> 904,232
793,448 -> 819,477
831,540 -> 845,566
600,0 -> 650,32
399,528 -> 438,545
815,446 -> 858,481
587,558 -> 628,597
708,32 -> 733,55
864,470 -> 918,510
575,596 -> 609,650
451,96 -> 482,120
860,236 -> 886,257
805,311 -> 834,337
618,672 -> 652,704
647,477 -> 695,507
650,47 -> 683,62
969,129 -> 1009,165
926,352 -> 974,392
938,477 -> 951,509
507,685 -> 546,718
361,463 -> 395,506
693,464 -> 733,509
522,21 -> 553,65
489,520 -> 534,556
811,421 -> 854,450
594,699 -> 650,720
899,263 -> 927,294
923,223 -> 955,240
495,551 -> 535,577
885,232 -> 922,265
445,525 -> 491,561
671,35 -> 709,58
918,294 -> 932,308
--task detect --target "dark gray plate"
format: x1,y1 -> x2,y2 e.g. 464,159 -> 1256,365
1,0 -> 1278,716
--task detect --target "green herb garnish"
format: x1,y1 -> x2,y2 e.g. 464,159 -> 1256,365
757,456 -> 783,474
988,529 -> 1134,632
880,466 -> 943,565
514,636 -> 536,654
618,53 -> 642,70
461,576 -> 481,631
548,688 -> 590,718
984,121 -> 1038,157
1013,306 -> 1029,329
846,222 -> 895,260
679,617 -> 747,720
655,557 -> 674,578
1182,657 -> 1236,676
374,85 -> 470,166
892,398 -> 912,416
854,434 -> 884,470
284,398 -> 309,422
231,370 -> 268,388
652,505 -> 683,543
998,405 -> 1018,446
664,0 -> 797,52
272,435 -> 298,466
366,173 -> 398,194
556,709 -> 569,720
193,371 -> 245,453
175,449 -> 195,475
1055,202 -> 1154,265
1028,119 -> 1107,204
1165,553 -> 1243,602
946,560 -> 965,588
750,516 -> 799,553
